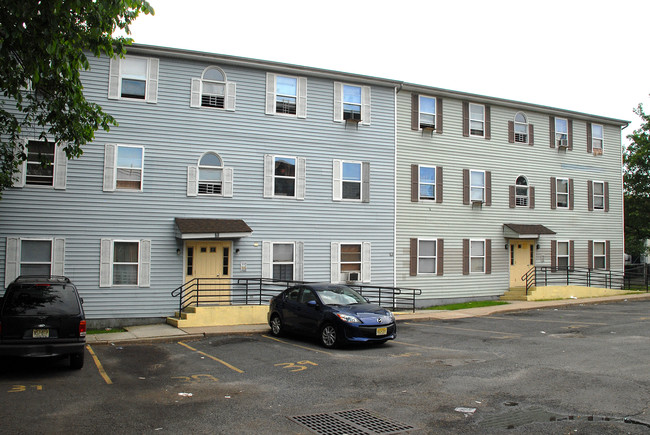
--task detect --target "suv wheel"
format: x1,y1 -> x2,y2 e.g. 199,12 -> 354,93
70,351 -> 84,370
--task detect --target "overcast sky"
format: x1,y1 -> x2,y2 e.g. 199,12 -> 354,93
123,0 -> 650,142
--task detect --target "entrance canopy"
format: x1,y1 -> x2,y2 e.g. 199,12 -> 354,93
175,218 -> 253,240
503,223 -> 555,239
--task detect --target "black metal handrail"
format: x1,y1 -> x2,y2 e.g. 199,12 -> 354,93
170,278 -> 422,314
521,266 -> 649,294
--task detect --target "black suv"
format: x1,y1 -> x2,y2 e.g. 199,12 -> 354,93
0,276 -> 86,369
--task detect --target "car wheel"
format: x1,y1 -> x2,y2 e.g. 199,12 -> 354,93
320,324 -> 338,348
270,314 -> 283,337
70,351 -> 84,370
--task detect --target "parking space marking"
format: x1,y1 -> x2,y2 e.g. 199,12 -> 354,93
86,345 -> 112,385
487,316 -> 607,326
392,340 -> 467,352
274,361 -> 318,372
177,342 -> 244,374
262,335 -> 334,355
403,322 -> 522,338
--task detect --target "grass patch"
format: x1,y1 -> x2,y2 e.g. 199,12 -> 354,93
87,327 -> 127,335
425,300 -> 509,311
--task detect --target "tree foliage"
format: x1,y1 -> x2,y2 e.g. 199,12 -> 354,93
0,0 -> 153,196
623,102 -> 650,258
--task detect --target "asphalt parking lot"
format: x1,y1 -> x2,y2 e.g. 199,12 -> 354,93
1,300 -> 649,434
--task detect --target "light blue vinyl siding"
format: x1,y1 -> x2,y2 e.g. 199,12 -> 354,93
0,49 -> 397,320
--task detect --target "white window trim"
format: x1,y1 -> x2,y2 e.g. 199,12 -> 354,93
190,66 -> 236,111
419,96 -> 436,130
515,175 -> 529,207
330,241 -> 371,283
13,138 -> 67,190
555,117 -> 569,144
556,177 -> 570,209
333,160 -> 369,202
100,239 -> 151,288
341,160 -> 362,202
592,123 -> 604,151
4,237 -> 65,287
419,165 -> 436,201
113,144 -> 145,192
469,103 -> 485,137
470,239 -> 486,274
108,56 -> 159,103
333,82 -> 371,125
262,241 -> 304,281
265,73 -> 307,118
264,154 -> 306,200
592,240 -> 607,270
556,240 -> 570,270
417,239 -> 437,275
470,169 -> 486,203
592,180 -> 605,211
514,112 -> 528,144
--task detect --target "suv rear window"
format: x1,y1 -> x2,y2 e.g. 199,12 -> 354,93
3,284 -> 80,316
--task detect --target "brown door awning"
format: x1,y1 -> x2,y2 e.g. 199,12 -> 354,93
503,223 -> 555,239
175,218 -> 253,240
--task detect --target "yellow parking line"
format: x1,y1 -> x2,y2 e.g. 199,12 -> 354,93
86,345 -> 112,385
403,322 -> 521,337
262,335 -> 334,355
177,342 -> 244,374
392,341 -> 466,352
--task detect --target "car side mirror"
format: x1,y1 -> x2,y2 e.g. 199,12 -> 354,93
306,300 -> 318,308
80,298 -> 84,304
364,297 -> 370,303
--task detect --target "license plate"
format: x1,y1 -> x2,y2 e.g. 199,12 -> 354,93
376,327 -> 387,336
32,329 -> 49,338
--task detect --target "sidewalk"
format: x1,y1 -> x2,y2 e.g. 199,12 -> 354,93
85,292 -> 650,345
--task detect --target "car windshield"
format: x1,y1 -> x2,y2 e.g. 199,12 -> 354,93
315,285 -> 366,306
2,284 -> 80,316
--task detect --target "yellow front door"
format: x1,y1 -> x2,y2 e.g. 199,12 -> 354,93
185,241 -> 231,304
509,240 -> 535,288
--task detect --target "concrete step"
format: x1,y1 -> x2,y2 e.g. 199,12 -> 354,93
500,287 -> 535,301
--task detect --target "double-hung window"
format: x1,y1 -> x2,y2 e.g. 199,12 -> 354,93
276,76 -> 298,115
116,146 -> 144,190
419,166 -> 436,201
343,85 -> 362,121
557,241 -> 570,270
333,160 -> 369,202
20,239 -> 53,276
515,176 -> 529,207
108,56 -> 159,103
556,177 -> 569,209
593,181 -> 605,210
469,104 -> 485,136
470,170 -> 485,202
555,117 -> 569,147
262,241 -> 303,281
264,155 -> 305,200
470,240 -> 485,273
340,244 -> 361,280
4,237 -> 66,286
592,241 -> 606,270
198,153 -> 223,195
334,82 -> 370,124
418,240 -> 437,274
331,242 -> 370,283
190,66 -> 236,111
272,243 -> 295,280
25,140 -> 54,186
514,112 -> 528,143
419,96 -> 436,129
112,241 -> 139,286
592,124 -> 603,152
100,239 -> 151,287
342,162 -> 362,200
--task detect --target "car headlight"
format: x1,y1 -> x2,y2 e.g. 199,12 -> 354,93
386,310 -> 395,321
336,313 -> 361,323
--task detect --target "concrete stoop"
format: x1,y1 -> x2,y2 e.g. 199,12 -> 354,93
167,305 -> 269,328
500,287 -> 533,301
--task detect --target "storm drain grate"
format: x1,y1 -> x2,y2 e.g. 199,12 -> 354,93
289,409 -> 414,434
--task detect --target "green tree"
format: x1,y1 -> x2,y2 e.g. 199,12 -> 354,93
0,0 -> 153,196
624,101 -> 650,259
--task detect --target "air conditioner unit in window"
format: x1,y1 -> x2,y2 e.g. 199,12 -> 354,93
557,139 -> 568,149
344,272 -> 360,283
343,111 -> 362,121
593,148 -> 603,156
420,123 -> 435,131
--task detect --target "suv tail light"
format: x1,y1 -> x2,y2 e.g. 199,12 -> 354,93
79,320 -> 86,337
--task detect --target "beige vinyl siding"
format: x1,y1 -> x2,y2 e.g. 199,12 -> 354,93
396,90 -> 624,304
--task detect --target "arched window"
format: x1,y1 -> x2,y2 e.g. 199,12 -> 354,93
201,67 -> 226,108
515,175 -> 528,207
514,112 -> 528,143
198,152 -> 223,195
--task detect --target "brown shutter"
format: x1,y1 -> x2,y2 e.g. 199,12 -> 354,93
485,105 -> 491,140
411,164 -> 419,202
587,180 -> 593,211
437,239 -> 444,276
570,240 -> 575,269
436,98 -> 443,134
549,116 -> 555,148
529,186 -> 535,209
410,238 -> 418,276
604,182 -> 609,212
586,122 -> 593,153
509,185 -> 515,208
411,94 -> 419,131
508,121 -> 514,143
529,124 -> 534,146
485,171 -> 492,206
588,240 -> 594,269
606,240 -> 611,270
462,102 -> 469,137
462,239 -> 469,275
436,166 -> 443,203
551,240 -> 557,269
550,177 -> 557,209
463,169 -> 470,205
568,119 -> 573,150
569,178 -> 574,210
485,239 -> 492,274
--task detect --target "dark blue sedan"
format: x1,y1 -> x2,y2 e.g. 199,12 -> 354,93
268,283 -> 396,348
